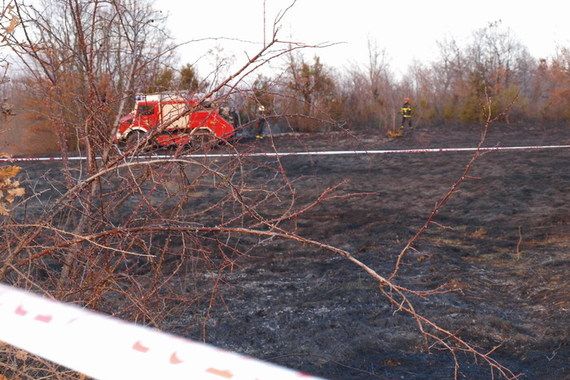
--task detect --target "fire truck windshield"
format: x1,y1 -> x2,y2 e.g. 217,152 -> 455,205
136,105 -> 155,116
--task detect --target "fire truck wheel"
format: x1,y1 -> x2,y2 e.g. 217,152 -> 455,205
191,130 -> 218,150
124,131 -> 147,152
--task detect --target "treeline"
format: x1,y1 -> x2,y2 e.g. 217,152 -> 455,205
146,21 -> 570,132
1,0 -> 569,145
405,22 -> 570,127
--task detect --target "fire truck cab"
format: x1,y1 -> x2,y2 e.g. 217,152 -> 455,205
115,92 -> 235,147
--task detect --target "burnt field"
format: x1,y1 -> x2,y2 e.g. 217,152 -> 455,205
10,123 -> 570,379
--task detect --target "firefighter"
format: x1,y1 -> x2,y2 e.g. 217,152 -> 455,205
254,105 -> 266,139
400,97 -> 413,131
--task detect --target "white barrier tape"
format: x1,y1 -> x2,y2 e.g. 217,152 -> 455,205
0,284 -> 322,380
1,144 -> 570,163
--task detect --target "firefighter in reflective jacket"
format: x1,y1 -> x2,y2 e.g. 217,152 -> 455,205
255,105 -> 266,139
400,98 -> 413,130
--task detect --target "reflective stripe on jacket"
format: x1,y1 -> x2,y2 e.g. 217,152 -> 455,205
400,104 -> 413,118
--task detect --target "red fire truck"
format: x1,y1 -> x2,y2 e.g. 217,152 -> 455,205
115,92 -> 235,148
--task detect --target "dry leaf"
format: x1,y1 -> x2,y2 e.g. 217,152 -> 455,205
0,166 -> 20,179
6,187 -> 25,203
15,349 -> 28,361
387,129 -> 403,138
0,165 -> 24,215
6,15 -> 20,34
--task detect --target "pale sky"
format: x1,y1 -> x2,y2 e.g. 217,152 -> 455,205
163,1 -> 569,78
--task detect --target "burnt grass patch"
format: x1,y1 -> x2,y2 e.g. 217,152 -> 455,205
13,123 -> 570,379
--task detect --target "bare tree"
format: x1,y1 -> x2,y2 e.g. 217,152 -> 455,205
0,2 -> 362,378
340,39 -> 397,132
282,53 -> 339,131
0,1 -> 16,94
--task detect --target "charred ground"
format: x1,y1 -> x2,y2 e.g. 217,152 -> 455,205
11,122 -> 570,379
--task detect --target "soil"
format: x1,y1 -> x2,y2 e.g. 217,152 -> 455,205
10,122 -> 570,379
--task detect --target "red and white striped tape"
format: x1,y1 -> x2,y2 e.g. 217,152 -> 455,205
1,144 -> 569,163
0,284 -> 322,379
